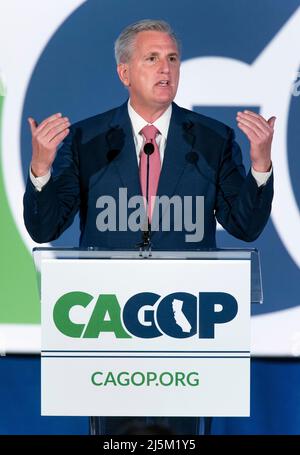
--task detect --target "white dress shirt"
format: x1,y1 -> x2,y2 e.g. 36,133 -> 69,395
127,99 -> 172,163
30,101 -> 272,190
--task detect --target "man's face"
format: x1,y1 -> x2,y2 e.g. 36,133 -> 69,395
118,31 -> 180,112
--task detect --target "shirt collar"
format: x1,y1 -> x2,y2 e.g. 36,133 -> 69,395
127,99 -> 172,140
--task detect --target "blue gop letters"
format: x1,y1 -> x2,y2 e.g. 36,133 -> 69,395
53,291 -> 238,339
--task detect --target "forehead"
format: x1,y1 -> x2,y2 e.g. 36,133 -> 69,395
133,31 -> 179,55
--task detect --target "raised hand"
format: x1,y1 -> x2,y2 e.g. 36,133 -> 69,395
236,110 -> 276,172
29,113 -> 70,177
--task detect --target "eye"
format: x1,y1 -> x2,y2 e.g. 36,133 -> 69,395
169,56 -> 178,62
146,55 -> 157,62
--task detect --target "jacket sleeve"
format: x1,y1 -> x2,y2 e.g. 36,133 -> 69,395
215,128 -> 273,242
23,126 -> 80,243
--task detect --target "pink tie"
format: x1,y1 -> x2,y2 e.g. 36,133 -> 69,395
139,124 -> 161,222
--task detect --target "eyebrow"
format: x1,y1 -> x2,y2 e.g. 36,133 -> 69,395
144,51 -> 179,57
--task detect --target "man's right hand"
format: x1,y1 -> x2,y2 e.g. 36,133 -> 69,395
29,113 -> 70,177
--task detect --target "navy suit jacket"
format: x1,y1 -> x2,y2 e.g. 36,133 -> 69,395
23,102 -> 273,249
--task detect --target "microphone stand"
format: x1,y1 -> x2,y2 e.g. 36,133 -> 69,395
138,141 -> 154,254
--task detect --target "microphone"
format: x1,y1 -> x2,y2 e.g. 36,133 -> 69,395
144,142 -> 154,156
185,150 -> 216,185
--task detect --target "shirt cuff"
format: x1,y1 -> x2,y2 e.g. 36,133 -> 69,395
251,166 -> 273,187
29,167 -> 51,192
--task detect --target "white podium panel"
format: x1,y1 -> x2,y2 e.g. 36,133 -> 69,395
39,255 -> 251,416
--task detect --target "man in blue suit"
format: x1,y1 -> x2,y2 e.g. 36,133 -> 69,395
23,19 -> 275,433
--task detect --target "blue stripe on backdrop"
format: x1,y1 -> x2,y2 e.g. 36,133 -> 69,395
0,356 -> 299,435
0,356 -> 89,435
212,358 -> 300,435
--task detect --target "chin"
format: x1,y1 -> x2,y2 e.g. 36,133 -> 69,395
155,96 -> 174,105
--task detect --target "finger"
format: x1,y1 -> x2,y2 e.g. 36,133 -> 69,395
237,112 -> 270,135
268,116 -> 276,129
237,118 -> 262,139
40,118 -> 70,138
243,110 -> 271,128
45,122 -> 70,143
49,128 -> 70,146
237,122 -> 260,141
36,116 -> 66,136
35,112 -> 62,134
28,117 -> 37,134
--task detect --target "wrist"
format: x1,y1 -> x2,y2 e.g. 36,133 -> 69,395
31,163 -> 50,177
252,160 -> 272,173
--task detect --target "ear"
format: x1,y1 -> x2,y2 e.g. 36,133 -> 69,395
117,63 -> 130,87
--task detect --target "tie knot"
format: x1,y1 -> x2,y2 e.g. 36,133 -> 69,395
141,124 -> 159,142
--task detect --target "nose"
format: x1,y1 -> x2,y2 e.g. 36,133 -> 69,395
158,57 -> 170,74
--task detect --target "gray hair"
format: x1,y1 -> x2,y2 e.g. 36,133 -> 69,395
114,19 -> 181,64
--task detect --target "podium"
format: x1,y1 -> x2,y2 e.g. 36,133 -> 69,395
33,248 -> 262,435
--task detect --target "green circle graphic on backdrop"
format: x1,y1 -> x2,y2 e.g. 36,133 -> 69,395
0,75 -> 39,324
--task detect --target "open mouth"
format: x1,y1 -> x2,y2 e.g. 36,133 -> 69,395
156,80 -> 170,86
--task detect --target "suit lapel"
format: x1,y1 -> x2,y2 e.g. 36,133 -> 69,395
151,103 -> 196,238
156,103 -> 194,199
107,102 -> 141,198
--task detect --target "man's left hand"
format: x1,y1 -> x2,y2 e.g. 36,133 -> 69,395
236,110 -> 276,172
